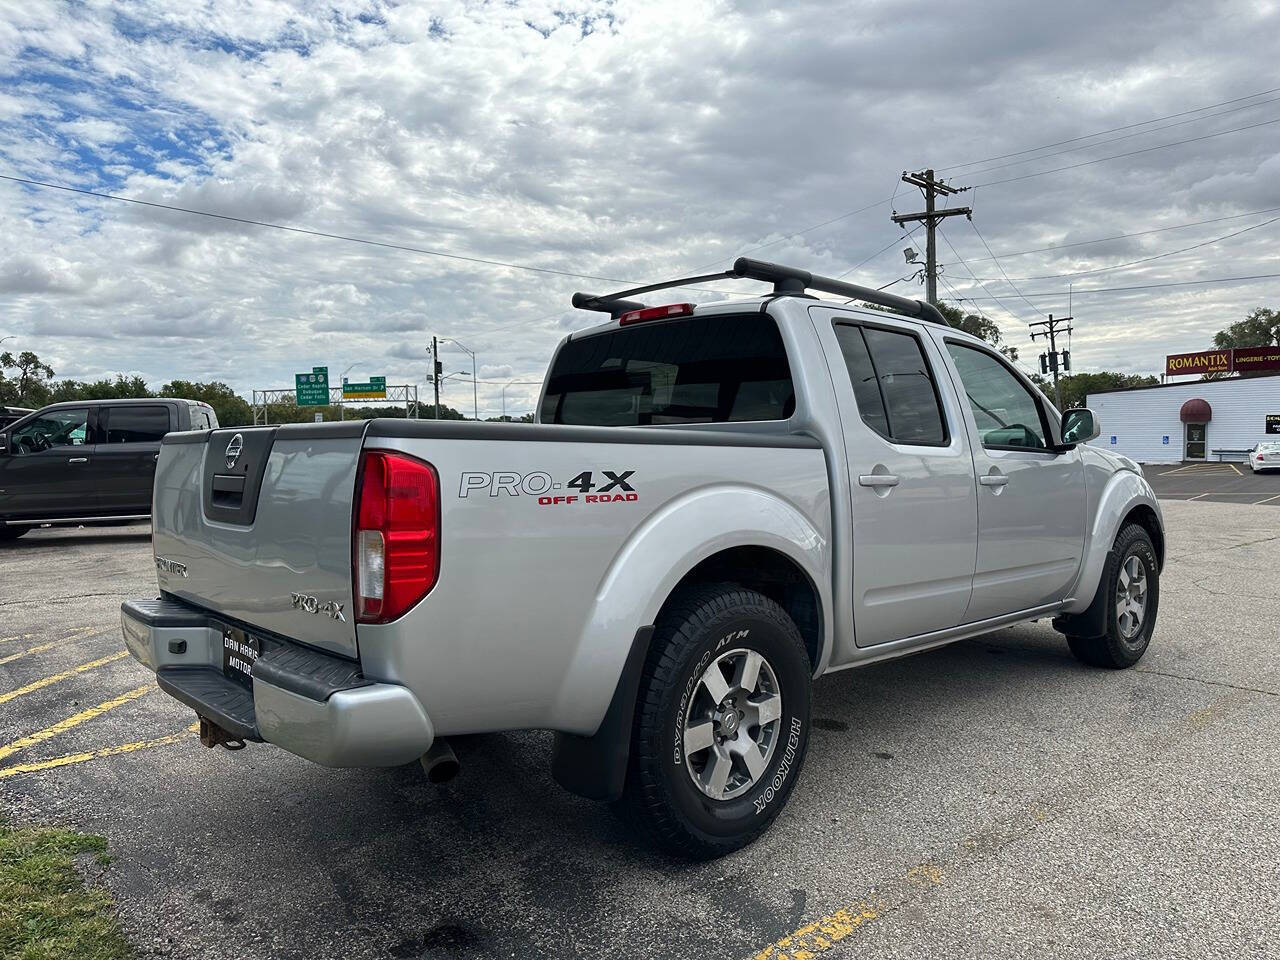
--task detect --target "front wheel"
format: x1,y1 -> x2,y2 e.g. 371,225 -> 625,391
1067,522 -> 1160,669
620,584 -> 812,859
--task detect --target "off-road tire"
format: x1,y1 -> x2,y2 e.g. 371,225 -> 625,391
620,583 -> 812,859
1067,523 -> 1160,669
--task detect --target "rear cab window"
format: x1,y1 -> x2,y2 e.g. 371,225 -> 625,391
833,322 -> 949,446
101,405 -> 172,443
541,312 -> 794,425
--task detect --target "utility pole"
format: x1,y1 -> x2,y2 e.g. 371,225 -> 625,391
891,169 -> 971,305
430,336 -> 441,419
1029,314 -> 1073,409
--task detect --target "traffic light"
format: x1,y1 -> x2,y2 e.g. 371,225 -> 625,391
1040,353 -> 1049,374
434,360 -> 443,377
1048,352 -> 1059,373
1061,350 -> 1071,372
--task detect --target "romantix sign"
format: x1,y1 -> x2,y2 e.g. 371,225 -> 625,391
1166,347 -> 1280,377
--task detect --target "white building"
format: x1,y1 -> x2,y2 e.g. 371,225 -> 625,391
1086,374 -> 1280,463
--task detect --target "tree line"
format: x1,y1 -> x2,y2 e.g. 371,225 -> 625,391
0,350 -> 533,425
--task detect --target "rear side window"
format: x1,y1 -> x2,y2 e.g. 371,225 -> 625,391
541,313 -> 794,425
102,405 -> 171,443
834,323 -> 948,445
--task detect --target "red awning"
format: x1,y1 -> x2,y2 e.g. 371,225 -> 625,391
1180,398 -> 1212,423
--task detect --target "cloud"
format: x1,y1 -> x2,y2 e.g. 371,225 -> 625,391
1,0 -> 1278,412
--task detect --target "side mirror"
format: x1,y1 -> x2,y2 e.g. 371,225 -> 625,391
1061,408 -> 1100,446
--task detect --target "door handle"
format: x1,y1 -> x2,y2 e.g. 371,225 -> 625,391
858,474 -> 901,488
153,453 -> 160,461
978,472 -> 1009,487
68,457 -> 89,464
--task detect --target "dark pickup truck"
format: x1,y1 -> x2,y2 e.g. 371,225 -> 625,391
0,398 -> 218,540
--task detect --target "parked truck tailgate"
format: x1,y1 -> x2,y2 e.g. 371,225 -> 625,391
151,424 -> 364,659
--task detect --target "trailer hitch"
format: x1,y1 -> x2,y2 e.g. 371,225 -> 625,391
198,716 -> 246,751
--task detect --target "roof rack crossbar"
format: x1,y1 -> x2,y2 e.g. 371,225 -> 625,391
571,259 -> 950,326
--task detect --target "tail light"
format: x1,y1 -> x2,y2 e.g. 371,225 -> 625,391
354,450 -> 439,623
618,303 -> 695,325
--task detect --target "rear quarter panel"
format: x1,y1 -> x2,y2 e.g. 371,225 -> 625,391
356,433 -> 830,736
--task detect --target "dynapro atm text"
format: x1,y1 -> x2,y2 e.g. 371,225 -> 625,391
458,470 -> 638,506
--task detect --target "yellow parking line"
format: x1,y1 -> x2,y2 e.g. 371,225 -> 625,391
0,641 -> 60,666
0,650 -> 130,706
0,684 -> 152,762
0,722 -> 199,780
753,905 -> 879,960
751,864 -> 945,959
0,626 -> 96,650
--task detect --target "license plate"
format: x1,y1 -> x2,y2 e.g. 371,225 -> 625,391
222,626 -> 261,689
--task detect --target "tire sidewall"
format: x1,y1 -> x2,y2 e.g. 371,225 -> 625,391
658,604 -> 811,841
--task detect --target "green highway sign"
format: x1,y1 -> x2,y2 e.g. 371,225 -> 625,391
342,375 -> 387,400
295,366 -> 330,406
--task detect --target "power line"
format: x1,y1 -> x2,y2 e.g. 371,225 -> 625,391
688,196 -> 893,271
960,204 -> 1280,263
967,216 -> 1043,316
971,115 -> 1280,188
954,93 -> 1280,179
938,85 -> 1280,171
937,226 -> 1032,325
954,272 -> 1280,302
965,214 -> 1280,282
834,224 -> 922,279
0,174 -> 642,285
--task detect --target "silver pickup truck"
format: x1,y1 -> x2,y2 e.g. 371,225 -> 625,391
122,259 -> 1164,858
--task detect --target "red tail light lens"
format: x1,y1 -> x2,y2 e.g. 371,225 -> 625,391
618,303 -> 696,325
354,450 -> 439,623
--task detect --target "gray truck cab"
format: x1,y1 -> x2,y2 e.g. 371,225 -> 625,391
0,397 -> 218,539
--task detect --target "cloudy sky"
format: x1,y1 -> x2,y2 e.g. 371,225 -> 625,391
1,0 -> 1278,418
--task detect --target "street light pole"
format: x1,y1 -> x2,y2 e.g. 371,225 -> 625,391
501,380 -> 515,420
440,338 -> 478,420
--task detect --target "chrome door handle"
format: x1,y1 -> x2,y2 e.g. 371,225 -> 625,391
153,453 -> 160,461
858,474 -> 901,488
978,473 -> 1009,487
68,457 -> 89,464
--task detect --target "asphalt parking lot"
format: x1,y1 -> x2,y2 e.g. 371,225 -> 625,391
1145,460 -> 1280,504
3,503 -> 1279,960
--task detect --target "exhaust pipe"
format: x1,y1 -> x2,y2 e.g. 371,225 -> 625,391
420,738 -> 459,783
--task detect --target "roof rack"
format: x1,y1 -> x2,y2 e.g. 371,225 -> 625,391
572,257 -> 951,326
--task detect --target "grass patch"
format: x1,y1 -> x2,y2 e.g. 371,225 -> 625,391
0,820 -> 131,960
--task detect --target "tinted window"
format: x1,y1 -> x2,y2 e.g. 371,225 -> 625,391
834,325 -> 890,438
103,405 -> 170,443
945,342 -> 1048,450
10,408 -> 89,454
542,313 -> 794,425
840,326 -> 948,445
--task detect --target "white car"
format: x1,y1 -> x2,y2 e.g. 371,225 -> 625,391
1249,441 -> 1280,472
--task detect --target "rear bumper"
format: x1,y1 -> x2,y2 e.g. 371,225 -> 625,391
121,598 -> 434,767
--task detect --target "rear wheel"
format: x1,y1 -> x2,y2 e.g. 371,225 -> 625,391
0,526 -> 30,542
620,584 -> 812,859
1067,523 -> 1159,669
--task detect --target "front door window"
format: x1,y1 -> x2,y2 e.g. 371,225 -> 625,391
8,408 -> 90,455
1185,423 -> 1207,460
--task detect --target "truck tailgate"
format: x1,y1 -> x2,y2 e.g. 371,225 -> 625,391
150,424 -> 364,658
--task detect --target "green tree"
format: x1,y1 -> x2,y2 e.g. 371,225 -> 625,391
1210,307 -> 1280,379
48,375 -> 153,402
1212,307 -> 1280,350
1056,371 -> 1159,409
0,350 -> 55,407
161,380 -> 253,426
936,302 -> 1020,362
